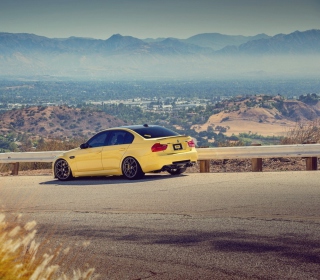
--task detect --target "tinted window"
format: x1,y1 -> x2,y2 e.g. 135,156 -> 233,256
131,126 -> 179,139
106,130 -> 134,145
87,131 -> 109,147
123,132 -> 134,144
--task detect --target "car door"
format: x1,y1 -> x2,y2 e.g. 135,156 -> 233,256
102,130 -> 134,172
75,131 -> 109,173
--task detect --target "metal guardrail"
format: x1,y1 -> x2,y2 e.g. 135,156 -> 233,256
197,144 -> 320,172
0,151 -> 65,163
0,144 -> 319,175
196,144 -> 320,160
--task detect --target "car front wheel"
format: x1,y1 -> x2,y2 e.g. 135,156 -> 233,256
54,159 -> 73,181
122,157 -> 144,180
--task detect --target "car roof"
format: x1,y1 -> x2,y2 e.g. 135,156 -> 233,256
121,124 -> 156,129
104,124 -> 180,139
106,124 -> 159,130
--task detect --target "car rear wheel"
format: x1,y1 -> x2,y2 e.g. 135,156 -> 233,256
54,159 -> 73,181
167,167 -> 187,175
122,157 -> 144,180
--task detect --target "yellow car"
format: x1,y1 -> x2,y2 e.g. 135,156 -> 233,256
53,124 -> 198,180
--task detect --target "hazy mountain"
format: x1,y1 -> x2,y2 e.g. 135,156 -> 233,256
0,32 -> 210,56
217,30 -> 320,55
142,37 -> 167,43
142,33 -> 270,50
3,30 -> 318,57
0,30 -> 319,79
0,33 -> 58,54
182,33 -> 270,51
149,38 -> 214,55
103,34 -> 148,53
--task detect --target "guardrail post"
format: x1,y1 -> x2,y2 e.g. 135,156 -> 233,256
303,141 -> 318,171
199,160 -> 210,173
11,162 -> 19,176
251,144 -> 262,172
198,146 -> 210,173
306,157 -> 317,171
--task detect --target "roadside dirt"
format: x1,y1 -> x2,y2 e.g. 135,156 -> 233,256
0,168 -> 53,176
188,157 -> 317,172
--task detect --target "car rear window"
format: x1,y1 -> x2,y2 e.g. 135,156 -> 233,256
131,126 -> 180,139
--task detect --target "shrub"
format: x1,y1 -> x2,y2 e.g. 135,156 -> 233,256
220,116 -> 229,123
281,119 -> 320,144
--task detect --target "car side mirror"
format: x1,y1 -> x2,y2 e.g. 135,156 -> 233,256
80,143 -> 89,149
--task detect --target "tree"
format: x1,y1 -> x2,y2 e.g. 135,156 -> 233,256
298,93 -> 319,105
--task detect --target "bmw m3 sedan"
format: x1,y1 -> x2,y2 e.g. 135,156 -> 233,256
53,124 -> 198,180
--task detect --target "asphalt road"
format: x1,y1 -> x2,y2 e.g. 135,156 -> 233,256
1,172 -> 320,279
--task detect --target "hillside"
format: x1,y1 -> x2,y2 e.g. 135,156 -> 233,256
1,95 -> 320,147
193,96 -> 320,137
0,105 -> 126,139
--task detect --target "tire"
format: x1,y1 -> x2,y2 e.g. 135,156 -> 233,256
54,159 -> 73,181
167,167 -> 187,175
122,157 -> 144,180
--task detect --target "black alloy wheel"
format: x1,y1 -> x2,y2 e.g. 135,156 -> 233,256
54,159 -> 73,181
122,157 -> 144,180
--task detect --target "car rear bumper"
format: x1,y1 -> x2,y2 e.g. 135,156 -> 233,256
139,150 -> 198,173
160,160 -> 196,172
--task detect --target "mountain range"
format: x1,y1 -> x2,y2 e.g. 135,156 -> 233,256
0,30 -> 319,79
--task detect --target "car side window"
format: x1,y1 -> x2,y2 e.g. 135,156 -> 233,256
106,131 -> 134,146
123,132 -> 134,144
87,132 -> 109,148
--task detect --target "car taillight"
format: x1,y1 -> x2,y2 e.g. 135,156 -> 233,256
151,143 -> 168,152
187,139 -> 195,147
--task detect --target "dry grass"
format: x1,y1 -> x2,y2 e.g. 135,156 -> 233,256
281,118 -> 320,144
0,213 -> 97,279
193,107 -> 296,137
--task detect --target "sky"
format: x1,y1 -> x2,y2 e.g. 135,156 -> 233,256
0,0 -> 320,40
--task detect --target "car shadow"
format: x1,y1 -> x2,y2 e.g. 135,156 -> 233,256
40,173 -> 188,186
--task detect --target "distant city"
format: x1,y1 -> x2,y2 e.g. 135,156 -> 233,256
1,79 -> 320,112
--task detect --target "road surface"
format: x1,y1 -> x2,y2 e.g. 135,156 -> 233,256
1,172 -> 320,279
